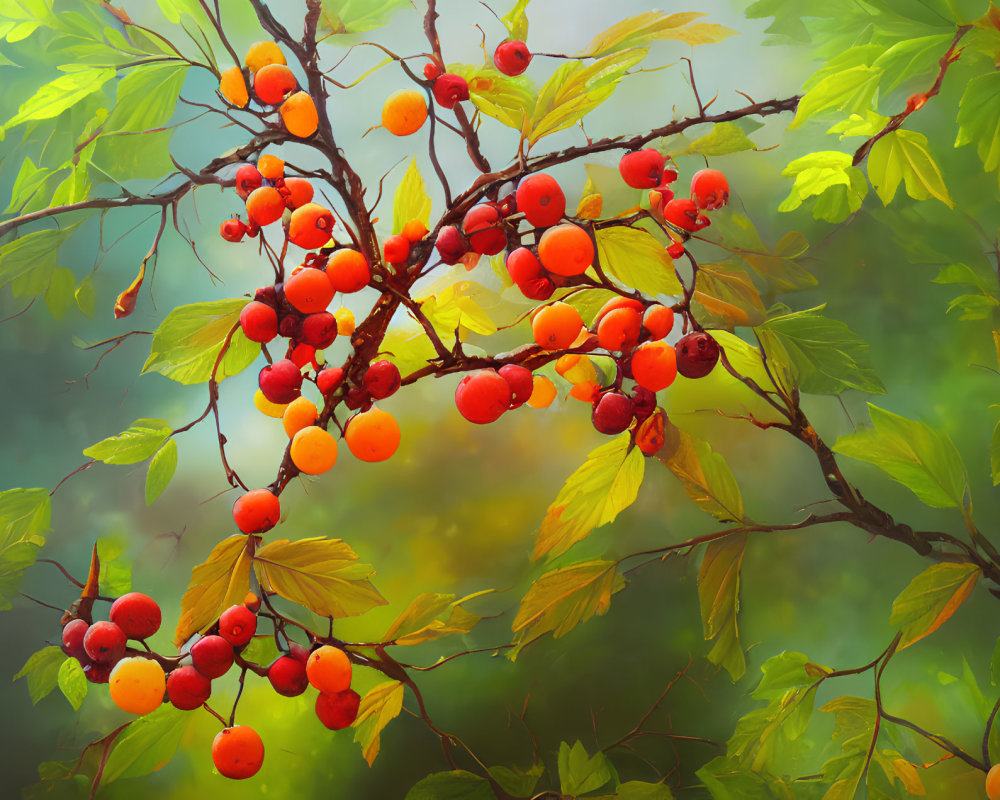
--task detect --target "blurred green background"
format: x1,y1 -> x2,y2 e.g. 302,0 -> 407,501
1,1 -> 999,798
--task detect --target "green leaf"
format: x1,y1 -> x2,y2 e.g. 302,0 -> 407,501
868,129 -> 953,208
595,226 -> 683,297
696,755 -> 777,800
56,656 -> 86,711
558,740 -> 613,797
678,122 -> 756,156
318,0 -> 411,36
757,305 -> 885,395
955,71 -> 1000,174
83,419 -> 171,465
833,403 -> 968,508
145,439 -> 177,505
583,11 -> 736,56
890,562 -> 980,648
533,433 -> 645,561
14,646 -> 66,704
448,64 -> 536,130
778,151 -> 868,222
933,261 -> 996,293
353,680 -> 404,765
404,770 -> 494,800
75,273 -> 95,316
698,534 -> 747,681
44,267 -> 75,319
991,420 -> 1000,486
488,763 -> 544,797
789,65 -> 881,129
5,156 -> 51,213
392,158 -> 431,234
819,696 -> 877,799
510,560 -> 623,658
0,488 -> 50,610
501,0 -> 532,41
97,536 -> 131,597
105,63 -> 187,132
753,651 -> 830,699
101,705 -> 189,783
142,298 -> 260,385
657,425 -> 744,523
0,227 -> 75,290
609,781 -> 674,800
2,67 -> 114,133
694,263 -> 766,327
872,34 -> 953,92
91,129 -> 174,182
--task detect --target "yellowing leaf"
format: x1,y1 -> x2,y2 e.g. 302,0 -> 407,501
698,534 -> 747,681
501,0 -> 532,41
449,64 -> 536,130
416,280 -> 502,338
595,226 -> 682,297
656,425 -> 744,522
174,535 -> 253,646
392,159 -> 431,234
890,562 -> 980,649
353,680 -> 404,765
868,129 -> 953,208
582,11 -> 735,56
383,590 -> 492,646
254,537 -> 387,619
533,434 -> 645,561
678,122 -> 756,156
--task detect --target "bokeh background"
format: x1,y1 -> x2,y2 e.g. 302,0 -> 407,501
1,0 -> 999,797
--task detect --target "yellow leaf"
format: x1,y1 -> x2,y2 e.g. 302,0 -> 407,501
383,589 -> 493,646
392,159 -> 431,234
698,534 -> 748,681
353,680 -> 404,765
890,562 -> 980,649
595,226 -> 682,297
656,424 -> 744,522
174,535 -> 253,647
583,11 -> 735,56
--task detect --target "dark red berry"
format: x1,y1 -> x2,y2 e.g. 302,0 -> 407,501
109,593 -> 161,640
167,665 -> 212,710
493,40 -> 532,76
61,619 -> 89,661
259,359 -> 303,404
631,385 -> 656,423
619,149 -> 665,189
363,360 -> 401,400
240,301 -> 279,343
218,605 -> 257,648
435,225 -> 467,265
83,661 -> 113,683
498,365 -> 533,408
423,61 -> 442,81
592,391 -> 635,435
254,286 -> 278,307
315,688 -> 361,730
288,642 -> 311,664
83,621 -> 127,664
235,164 -> 262,200
268,655 -> 309,697
432,74 -> 469,109
675,331 -> 720,378
462,204 -> 506,256
190,635 -> 235,679
278,314 -> 302,340
344,385 -> 371,411
300,312 -> 338,349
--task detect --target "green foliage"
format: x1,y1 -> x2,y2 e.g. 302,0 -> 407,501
405,770 -> 494,800
658,426 -> 745,523
56,656 -> 85,711
318,0 -> 411,36
488,762 -> 544,797
353,680 -> 404,765
698,534 -> 747,681
144,439 -> 177,505
594,226 -> 683,297
778,151 -> 868,222
383,590 -> 489,646
558,740 -> 613,796
868,129 -> 953,208
14,646 -> 65,704
0,488 -> 50,610
890,562 -> 980,648
101,705 -> 189,783
83,419 -> 172,465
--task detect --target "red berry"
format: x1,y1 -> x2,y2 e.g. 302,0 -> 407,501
498,364 -> 533,408
83,621 -> 127,664
233,488 -> 280,534
423,61 -> 442,81
109,593 -> 161,640
300,312 -> 338,349
240,301 -> 279,344
259,359 -> 303,404
254,286 -> 278,307
663,198 -> 700,232
315,688 -> 361,730
220,218 -> 248,242
317,367 -> 344,396
289,642 -> 311,664
619,149 -> 665,189
278,314 -> 302,340
666,242 -> 685,259
218,605 -> 257,648
167,665 -> 212,710
435,225 -> 467,265
515,174 -> 565,228
455,370 -> 512,424
84,661 -> 113,683
462,204 -> 506,256
631,385 -> 656,422
287,342 -> 317,369
344,385 -> 371,411
363,360 -> 401,400
432,74 -> 469,109
62,619 -> 89,661
675,331 -> 720,378
690,168 -> 729,210
659,168 -> 678,186
285,267 -> 334,314
235,164 -> 262,200
190,635 -> 235,679
268,655 -> 308,697
493,40 -> 532,76
592,391 -> 635,435
383,234 -> 410,265
506,247 -> 555,301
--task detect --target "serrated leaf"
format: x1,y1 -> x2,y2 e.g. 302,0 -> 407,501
583,11 -> 735,56
697,755 -> 777,800
405,770 -> 494,800
533,434 -> 645,561
819,696 -> 876,799
595,226 -> 682,298
698,534 -> 747,681
318,0 -> 411,35
510,560 -> 623,657
105,63 -> 187,132
14,646 -> 66,704
789,65 -> 881,129
2,67 -> 114,133
145,439 -> 177,505
558,740 -> 613,797
833,403 -> 967,508
449,64 -> 536,130
101,705 -> 188,783
679,122 -> 756,156
392,159 -> 431,234
353,680 -> 404,765
890,562 -> 980,648
955,71 -> 1000,174
83,419 -> 171,465
254,537 -> 387,619
501,0 -> 532,41
868,129 -> 953,208
174,535 -> 253,647
657,426 -> 744,522
488,763 -> 544,797
142,299 -> 260,385
57,657 -> 86,711
0,227 -> 75,290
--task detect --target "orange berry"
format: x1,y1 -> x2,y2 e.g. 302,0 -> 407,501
306,645 -> 352,693
257,154 -> 284,180
568,381 -> 600,402
108,657 -> 165,715
245,41 -> 285,73
531,302 -> 584,350
333,307 -> 355,336
636,408 -> 668,456
290,425 -> 338,475
212,725 -> 264,780
220,66 -> 248,107
631,341 -> 677,392
401,219 -> 429,242
284,267 -> 334,313
527,375 -> 556,408
643,304 -> 674,340
555,354 -> 581,376
597,307 -> 642,352
345,406 -> 400,462
537,223 -> 594,277
280,91 -> 318,138
282,396 -> 318,438
232,488 -> 281,534
593,296 -> 644,329
326,249 -> 370,294
987,764 -> 1000,800
246,186 -> 285,227
381,89 -> 428,136
383,234 -> 410,265
284,178 -> 314,209
254,63 -> 297,105
289,203 -> 334,250
254,389 -> 288,418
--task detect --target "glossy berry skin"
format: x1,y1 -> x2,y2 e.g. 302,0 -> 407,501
317,367 -> 344,396
663,198 -> 701,232
254,63 -> 297,104
240,301 -> 278,344
493,40 -> 532,76
83,621 -> 127,664
987,764 -> 1000,800
218,605 -> 257,648
383,234 -> 410,265
592,391 -> 635,435
110,593 -> 161,640
234,164 -> 262,200
690,168 -> 729,210
316,688 -> 361,730
212,726 -> 265,780
109,657 -> 165,715
498,365 -> 533,407
288,343 -> 317,371
289,203 -> 335,250
259,359 -> 303,404
285,267 -> 334,313
619,149 -> 665,189
596,307 -> 642,352
462,204 -> 506,256
245,186 -> 285,227
232,488 -> 280,534
363,360 -> 401,400
84,661 -> 113,683
666,242 -> 685,259
675,331 -> 720,378
537,223 -> 594,277
326,249 -> 370,294
62,618 -> 89,661
344,406 -> 400,462
166,665 -> 212,710
455,370 -> 512,424
631,341 -> 678,392
268,655 -> 309,697
220,219 -> 248,242
190,635 -> 235,679
432,73 -> 469,109
306,645 -> 352,693
505,248 -> 553,301
435,225 -> 467,265
515,174 -> 565,228
631,386 -> 656,422
423,61 -> 442,81
642,304 -> 674,341
288,642 -> 311,664
300,311 -> 338,349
